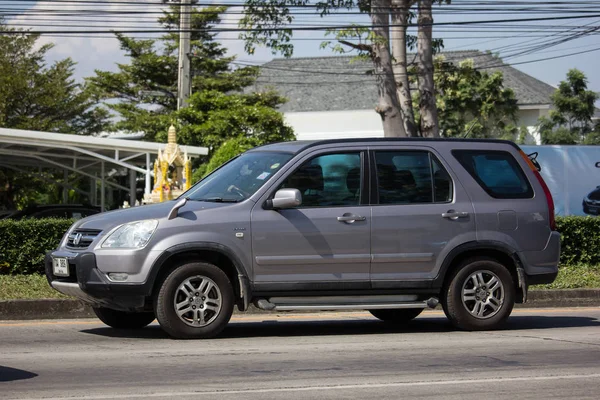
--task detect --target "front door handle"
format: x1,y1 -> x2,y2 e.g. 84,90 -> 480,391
337,214 -> 366,223
442,211 -> 469,220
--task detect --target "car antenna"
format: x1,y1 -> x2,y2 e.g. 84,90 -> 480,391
167,197 -> 188,220
462,119 -> 478,138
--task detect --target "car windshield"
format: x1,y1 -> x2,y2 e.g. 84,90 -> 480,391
184,151 -> 293,203
589,189 -> 600,201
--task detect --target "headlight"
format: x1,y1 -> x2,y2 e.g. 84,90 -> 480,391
102,220 -> 158,249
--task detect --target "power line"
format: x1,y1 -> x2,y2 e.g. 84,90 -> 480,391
3,13 -> 600,34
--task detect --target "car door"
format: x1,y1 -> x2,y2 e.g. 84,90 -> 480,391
369,146 -> 477,288
251,148 -> 371,291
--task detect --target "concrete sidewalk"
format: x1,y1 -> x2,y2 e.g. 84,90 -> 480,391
1,289 -> 600,320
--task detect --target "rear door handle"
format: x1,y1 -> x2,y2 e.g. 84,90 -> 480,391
337,214 -> 366,223
442,211 -> 469,220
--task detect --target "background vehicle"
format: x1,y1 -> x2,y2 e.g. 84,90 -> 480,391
3,204 -> 101,220
0,210 -> 15,219
46,139 -> 560,339
582,186 -> 600,215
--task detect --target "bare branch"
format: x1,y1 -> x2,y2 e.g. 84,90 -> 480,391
339,40 -> 373,54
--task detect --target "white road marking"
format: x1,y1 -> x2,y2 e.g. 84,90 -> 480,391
13,373 -> 600,400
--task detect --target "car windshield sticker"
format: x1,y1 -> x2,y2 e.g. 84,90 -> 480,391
256,172 -> 271,180
270,163 -> 280,169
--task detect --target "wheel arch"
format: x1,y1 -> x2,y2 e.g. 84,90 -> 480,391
149,243 -> 251,311
435,241 -> 524,302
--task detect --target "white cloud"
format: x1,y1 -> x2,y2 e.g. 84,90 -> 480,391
8,0 -> 167,80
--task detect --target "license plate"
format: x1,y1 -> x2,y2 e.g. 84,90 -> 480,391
52,257 -> 69,277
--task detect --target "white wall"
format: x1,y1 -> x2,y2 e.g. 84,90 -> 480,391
285,110 -> 384,141
286,107 -> 549,144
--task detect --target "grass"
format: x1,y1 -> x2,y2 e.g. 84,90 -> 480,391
0,274 -> 68,300
533,264 -> 600,290
1,265 -> 599,300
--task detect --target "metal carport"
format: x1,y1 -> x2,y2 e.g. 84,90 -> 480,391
0,128 -> 208,211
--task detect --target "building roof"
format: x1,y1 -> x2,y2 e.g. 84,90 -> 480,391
250,51 -> 557,113
0,127 -> 207,177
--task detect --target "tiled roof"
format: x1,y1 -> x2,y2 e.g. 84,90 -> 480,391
249,50 -> 556,113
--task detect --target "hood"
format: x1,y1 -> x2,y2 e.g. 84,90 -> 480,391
75,200 -> 232,232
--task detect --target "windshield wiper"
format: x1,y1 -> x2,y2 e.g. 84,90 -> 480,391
194,197 -> 240,203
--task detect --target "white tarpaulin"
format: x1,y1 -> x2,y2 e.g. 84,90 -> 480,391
521,145 -> 600,217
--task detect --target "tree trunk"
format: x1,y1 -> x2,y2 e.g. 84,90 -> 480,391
391,0 -> 418,137
370,0 -> 406,137
417,0 -> 439,137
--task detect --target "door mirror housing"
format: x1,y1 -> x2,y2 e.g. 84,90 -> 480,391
265,189 -> 302,210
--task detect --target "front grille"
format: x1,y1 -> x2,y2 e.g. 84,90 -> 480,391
66,229 -> 102,249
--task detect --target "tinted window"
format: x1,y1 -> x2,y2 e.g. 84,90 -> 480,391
34,209 -> 69,219
375,151 -> 453,204
588,189 -> 600,201
280,152 -> 362,207
453,150 -> 533,199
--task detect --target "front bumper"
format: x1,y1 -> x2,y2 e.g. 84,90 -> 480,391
45,251 -> 152,312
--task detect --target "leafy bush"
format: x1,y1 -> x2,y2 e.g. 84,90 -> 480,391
0,218 -> 73,274
556,216 -> 600,265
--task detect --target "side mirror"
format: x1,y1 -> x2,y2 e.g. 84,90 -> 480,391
264,188 -> 302,210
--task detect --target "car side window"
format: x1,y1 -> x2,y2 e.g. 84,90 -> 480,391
280,152 -> 362,207
375,151 -> 453,204
453,150 -> 533,199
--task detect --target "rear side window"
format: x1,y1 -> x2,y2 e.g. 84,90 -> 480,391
453,150 -> 533,199
374,151 -> 453,204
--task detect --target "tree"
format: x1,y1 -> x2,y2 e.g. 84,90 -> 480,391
241,1 -> 449,138
426,57 -> 519,139
87,6 -> 292,150
416,0 -> 439,137
538,69 -> 599,144
0,19 -> 109,209
391,0 -> 418,136
0,19 -> 109,134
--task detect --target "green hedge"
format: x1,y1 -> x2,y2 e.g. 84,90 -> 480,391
0,218 -> 73,275
0,216 -> 599,275
555,216 -> 600,265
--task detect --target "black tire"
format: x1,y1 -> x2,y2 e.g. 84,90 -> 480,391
369,308 -> 423,323
442,257 -> 515,331
92,307 -> 155,329
154,262 -> 234,339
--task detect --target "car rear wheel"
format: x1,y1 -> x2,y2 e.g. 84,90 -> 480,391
369,308 -> 423,323
154,262 -> 234,339
92,307 -> 155,329
443,257 -> 515,331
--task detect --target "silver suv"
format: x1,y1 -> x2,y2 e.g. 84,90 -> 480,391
46,139 -> 560,338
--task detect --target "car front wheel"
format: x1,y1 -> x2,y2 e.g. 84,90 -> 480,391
93,307 -> 155,329
154,262 -> 234,339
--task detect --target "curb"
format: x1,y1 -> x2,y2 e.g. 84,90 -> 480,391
1,289 -> 600,320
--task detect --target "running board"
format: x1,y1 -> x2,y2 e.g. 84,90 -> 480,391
254,295 -> 439,311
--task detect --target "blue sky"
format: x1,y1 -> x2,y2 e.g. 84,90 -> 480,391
6,1 -> 600,98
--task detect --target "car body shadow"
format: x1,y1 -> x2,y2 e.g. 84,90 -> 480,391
80,314 -> 600,340
0,366 -> 38,382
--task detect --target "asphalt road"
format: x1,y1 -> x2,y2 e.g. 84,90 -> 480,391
1,308 -> 600,400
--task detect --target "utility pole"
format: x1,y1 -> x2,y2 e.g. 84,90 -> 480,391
177,0 -> 192,110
